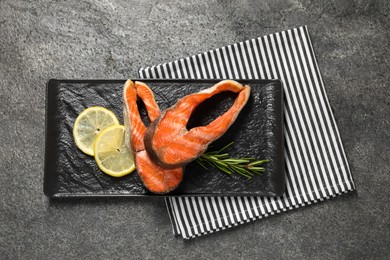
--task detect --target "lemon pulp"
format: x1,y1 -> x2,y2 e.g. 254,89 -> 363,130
94,125 -> 135,177
73,106 -> 119,156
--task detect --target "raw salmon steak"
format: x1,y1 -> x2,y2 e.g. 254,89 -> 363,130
145,80 -> 251,168
123,80 -> 183,194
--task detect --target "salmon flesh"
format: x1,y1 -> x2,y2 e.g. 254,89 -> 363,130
123,80 -> 183,194
144,80 -> 251,168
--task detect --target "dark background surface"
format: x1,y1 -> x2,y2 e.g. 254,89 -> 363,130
1,0 -> 389,259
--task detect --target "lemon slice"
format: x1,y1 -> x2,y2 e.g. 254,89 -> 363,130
94,125 -> 135,177
73,106 -> 120,156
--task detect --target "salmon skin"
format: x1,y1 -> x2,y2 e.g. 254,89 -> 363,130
145,80 -> 251,168
123,80 -> 183,194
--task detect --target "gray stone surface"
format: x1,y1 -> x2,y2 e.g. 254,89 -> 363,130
1,0 -> 389,259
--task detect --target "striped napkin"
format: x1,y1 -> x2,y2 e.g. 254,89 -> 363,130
139,26 -> 355,239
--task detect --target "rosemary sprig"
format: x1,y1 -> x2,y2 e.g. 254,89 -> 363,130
196,142 -> 269,179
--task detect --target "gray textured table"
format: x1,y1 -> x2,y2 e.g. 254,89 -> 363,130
1,0 -> 389,259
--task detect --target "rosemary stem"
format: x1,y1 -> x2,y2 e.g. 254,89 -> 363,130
196,142 -> 269,179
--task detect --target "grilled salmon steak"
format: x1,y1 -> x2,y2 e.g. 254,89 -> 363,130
123,80 -> 183,194
145,80 -> 251,168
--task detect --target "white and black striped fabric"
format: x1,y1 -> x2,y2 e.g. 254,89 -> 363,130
139,26 -> 355,239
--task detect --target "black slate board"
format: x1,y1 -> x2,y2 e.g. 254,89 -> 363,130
44,79 -> 284,197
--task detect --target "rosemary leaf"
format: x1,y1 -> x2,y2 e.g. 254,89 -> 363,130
208,155 -> 220,161
217,153 -> 229,159
217,142 -> 234,153
214,163 -> 232,174
196,159 -> 209,170
230,165 -> 252,178
248,159 -> 270,166
222,158 -> 251,164
247,166 -> 266,171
